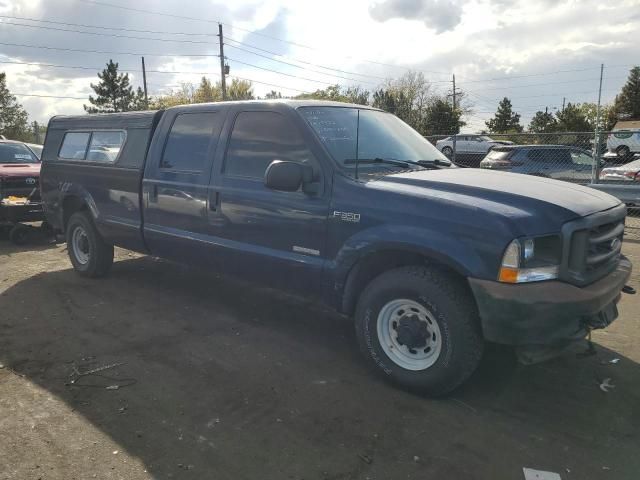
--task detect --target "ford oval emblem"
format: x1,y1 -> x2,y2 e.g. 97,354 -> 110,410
26,177 -> 36,185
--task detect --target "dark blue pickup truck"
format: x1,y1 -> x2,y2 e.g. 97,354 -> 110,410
40,100 -> 632,395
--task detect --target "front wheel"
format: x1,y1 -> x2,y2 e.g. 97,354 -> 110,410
441,146 -> 453,157
66,211 -> 114,277
354,266 -> 484,396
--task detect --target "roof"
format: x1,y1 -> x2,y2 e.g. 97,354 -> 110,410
48,110 -> 160,130
613,120 -> 640,130
169,99 -> 381,111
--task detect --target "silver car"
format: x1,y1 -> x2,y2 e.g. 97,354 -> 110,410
435,135 -> 512,156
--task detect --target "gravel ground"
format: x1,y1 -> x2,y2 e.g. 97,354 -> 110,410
0,235 -> 639,480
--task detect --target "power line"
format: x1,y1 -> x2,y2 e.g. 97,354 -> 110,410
0,59 -> 221,76
0,14 -> 214,37
224,37 -> 386,81
226,57 -> 341,86
73,0 -> 451,76
223,42 -> 375,84
0,20 -> 212,44
13,92 -> 89,99
0,40 -> 219,58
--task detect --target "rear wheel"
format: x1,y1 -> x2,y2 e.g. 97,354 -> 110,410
354,266 -> 484,396
66,211 -> 113,277
616,145 -> 631,158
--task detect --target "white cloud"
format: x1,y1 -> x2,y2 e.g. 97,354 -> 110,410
0,0 -> 638,131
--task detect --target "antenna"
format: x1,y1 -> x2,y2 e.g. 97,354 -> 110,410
355,109 -> 360,180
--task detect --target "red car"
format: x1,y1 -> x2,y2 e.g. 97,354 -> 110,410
0,139 -> 41,198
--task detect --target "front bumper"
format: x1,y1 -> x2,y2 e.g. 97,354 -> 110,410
469,256 -> 632,345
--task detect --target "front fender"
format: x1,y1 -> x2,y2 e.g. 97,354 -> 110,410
331,223 -> 490,286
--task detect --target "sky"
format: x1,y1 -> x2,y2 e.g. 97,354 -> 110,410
0,0 -> 638,132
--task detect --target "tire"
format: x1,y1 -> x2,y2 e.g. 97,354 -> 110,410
441,146 -> 453,157
65,211 -> 114,277
616,145 -> 630,158
354,265 -> 484,396
9,224 -> 30,245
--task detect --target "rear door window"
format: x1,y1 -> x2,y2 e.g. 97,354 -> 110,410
59,132 -> 91,159
161,112 -> 221,172
224,111 -> 317,179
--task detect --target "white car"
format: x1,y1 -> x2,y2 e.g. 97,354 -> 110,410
600,158 -> 640,182
435,135 -> 513,156
607,130 -> 640,158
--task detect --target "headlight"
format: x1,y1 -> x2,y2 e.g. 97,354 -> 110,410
498,235 -> 561,283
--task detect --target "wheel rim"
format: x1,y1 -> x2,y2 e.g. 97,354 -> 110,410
376,299 -> 442,371
71,225 -> 90,265
443,147 -> 452,156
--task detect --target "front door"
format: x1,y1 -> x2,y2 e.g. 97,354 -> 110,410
142,108 -> 226,266
208,108 -> 329,296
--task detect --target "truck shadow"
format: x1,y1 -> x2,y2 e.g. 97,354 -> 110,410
1,255 -> 639,479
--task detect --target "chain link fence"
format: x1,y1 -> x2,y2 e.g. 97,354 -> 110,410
425,131 -> 640,240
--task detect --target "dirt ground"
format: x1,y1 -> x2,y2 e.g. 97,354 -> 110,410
1,233 -> 639,480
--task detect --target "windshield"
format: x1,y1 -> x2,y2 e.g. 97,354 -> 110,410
298,107 -> 450,172
0,142 -> 39,164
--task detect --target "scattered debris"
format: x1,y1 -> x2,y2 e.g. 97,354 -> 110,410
600,358 -> 620,365
358,454 -> 373,465
66,360 -> 136,390
413,456 -> 420,462
0,363 -> 4,369
602,466 -> 611,471
106,385 -> 120,391
112,450 -> 119,455
599,378 -> 615,393
523,467 -> 562,480
452,398 -> 478,413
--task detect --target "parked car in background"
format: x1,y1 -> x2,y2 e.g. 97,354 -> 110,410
436,135 -> 512,157
25,143 -> 43,159
0,140 -> 41,198
600,159 -> 640,182
607,120 -> 640,158
480,145 -> 595,183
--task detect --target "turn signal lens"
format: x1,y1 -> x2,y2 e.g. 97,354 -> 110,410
498,267 -> 519,283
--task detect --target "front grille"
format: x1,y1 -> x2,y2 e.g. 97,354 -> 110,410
563,206 -> 626,286
0,176 -> 39,199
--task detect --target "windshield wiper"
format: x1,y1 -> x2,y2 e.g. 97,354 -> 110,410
344,157 -> 451,169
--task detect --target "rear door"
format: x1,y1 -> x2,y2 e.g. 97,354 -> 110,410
207,106 -> 329,296
142,107 -> 226,266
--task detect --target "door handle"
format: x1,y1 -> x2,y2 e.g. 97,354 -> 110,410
209,191 -> 219,211
149,184 -> 158,202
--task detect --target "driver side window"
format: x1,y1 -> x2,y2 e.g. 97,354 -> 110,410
224,111 -> 318,180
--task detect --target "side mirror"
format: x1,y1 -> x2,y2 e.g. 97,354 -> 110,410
264,160 -> 313,192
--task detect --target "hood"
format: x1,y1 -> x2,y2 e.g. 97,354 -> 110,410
602,159 -> 640,173
0,163 -> 41,178
368,168 -> 621,232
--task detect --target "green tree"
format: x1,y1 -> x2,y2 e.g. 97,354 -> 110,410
227,78 -> 254,100
422,97 -> 464,135
528,110 -> 558,133
485,97 -> 523,133
614,66 -> 640,120
265,90 -> 282,99
555,102 -> 592,131
578,102 -> 616,131
85,60 -> 146,113
0,72 -> 30,140
296,84 -> 368,104
193,77 -> 222,103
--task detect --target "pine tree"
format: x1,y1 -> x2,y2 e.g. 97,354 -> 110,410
0,72 -> 29,140
528,110 -> 558,133
555,103 -> 592,131
85,60 -> 145,113
614,66 -> 640,120
485,97 -> 523,133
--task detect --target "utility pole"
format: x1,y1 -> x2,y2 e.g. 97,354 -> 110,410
592,63 -> 605,184
218,23 -> 227,101
562,97 -> 566,112
141,57 -> 149,109
452,74 -> 457,164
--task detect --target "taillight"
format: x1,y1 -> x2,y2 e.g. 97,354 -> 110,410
624,171 -> 639,180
